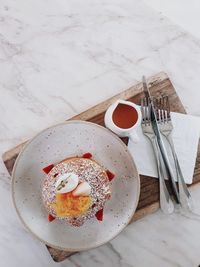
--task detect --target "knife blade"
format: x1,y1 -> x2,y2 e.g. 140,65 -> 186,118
142,76 -> 160,136
142,76 -> 180,203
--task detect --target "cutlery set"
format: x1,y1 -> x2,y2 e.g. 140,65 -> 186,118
141,76 -> 193,213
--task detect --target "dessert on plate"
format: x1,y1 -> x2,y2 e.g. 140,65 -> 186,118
42,153 -> 115,226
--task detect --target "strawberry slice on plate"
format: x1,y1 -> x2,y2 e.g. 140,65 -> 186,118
48,214 -> 56,222
82,152 -> 93,159
42,164 -> 54,174
95,209 -> 104,221
106,170 -> 115,182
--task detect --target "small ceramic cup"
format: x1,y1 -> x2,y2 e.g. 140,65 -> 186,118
104,99 -> 141,142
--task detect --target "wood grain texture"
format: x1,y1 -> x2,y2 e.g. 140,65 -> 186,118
2,72 -> 200,262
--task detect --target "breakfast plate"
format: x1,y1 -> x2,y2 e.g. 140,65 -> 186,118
12,121 -> 140,251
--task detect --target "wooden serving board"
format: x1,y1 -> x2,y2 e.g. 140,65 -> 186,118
2,72 -> 200,262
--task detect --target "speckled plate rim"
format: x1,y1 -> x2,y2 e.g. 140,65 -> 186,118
12,120 -> 140,252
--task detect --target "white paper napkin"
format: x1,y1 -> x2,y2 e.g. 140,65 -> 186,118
128,112 -> 200,184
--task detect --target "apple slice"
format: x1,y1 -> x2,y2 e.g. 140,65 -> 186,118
72,181 -> 91,196
55,172 -> 79,194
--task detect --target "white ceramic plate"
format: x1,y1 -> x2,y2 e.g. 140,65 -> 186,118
12,121 -> 140,251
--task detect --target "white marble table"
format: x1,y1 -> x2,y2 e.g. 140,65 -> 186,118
1,0 -> 200,266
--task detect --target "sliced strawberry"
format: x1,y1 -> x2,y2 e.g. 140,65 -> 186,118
95,208 -> 104,221
82,152 -> 93,159
42,164 -> 54,174
106,170 -> 115,182
48,214 -> 56,222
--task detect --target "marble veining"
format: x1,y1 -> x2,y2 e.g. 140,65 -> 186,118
1,0 -> 200,266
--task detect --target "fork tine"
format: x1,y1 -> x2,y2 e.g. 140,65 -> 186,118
147,98 -> 151,123
155,97 -> 159,119
147,97 -> 151,125
141,97 -> 148,125
162,95 -> 166,110
154,98 -> 158,121
161,96 -> 165,123
141,98 -> 145,123
157,98 -> 161,122
143,96 -> 150,125
158,97 -> 163,123
161,95 -> 170,122
166,96 -> 171,121
144,97 -> 148,124
164,108 -> 168,123
159,97 -> 162,111
161,97 -> 165,123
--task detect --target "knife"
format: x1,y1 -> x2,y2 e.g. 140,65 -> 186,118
142,76 -> 180,203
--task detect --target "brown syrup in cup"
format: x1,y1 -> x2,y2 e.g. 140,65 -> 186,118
112,103 -> 138,129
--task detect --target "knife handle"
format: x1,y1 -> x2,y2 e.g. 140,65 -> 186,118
152,138 -> 174,213
157,137 -> 180,203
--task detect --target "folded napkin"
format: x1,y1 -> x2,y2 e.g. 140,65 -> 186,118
128,112 -> 200,184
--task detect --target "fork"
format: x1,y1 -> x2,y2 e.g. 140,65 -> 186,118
141,97 -> 174,214
155,96 -> 194,211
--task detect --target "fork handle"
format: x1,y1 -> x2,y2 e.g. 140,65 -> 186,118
165,135 -> 193,211
151,137 -> 174,214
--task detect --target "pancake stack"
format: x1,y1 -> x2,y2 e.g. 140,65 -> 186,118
42,157 -> 111,226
